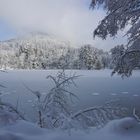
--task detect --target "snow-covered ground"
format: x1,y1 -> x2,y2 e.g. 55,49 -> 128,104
0,70 -> 140,139
0,69 -> 140,120
0,117 -> 140,140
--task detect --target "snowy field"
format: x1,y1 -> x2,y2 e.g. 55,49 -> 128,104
0,69 -> 140,120
0,69 -> 140,140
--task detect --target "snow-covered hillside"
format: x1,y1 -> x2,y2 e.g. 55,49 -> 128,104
0,33 -> 110,70
0,32 -> 72,49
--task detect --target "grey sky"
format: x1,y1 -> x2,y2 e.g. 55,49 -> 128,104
0,0 -> 127,50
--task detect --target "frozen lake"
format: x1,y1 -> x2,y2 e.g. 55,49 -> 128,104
0,69 -> 140,120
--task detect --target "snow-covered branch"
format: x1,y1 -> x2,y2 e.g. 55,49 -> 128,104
91,0 -> 140,76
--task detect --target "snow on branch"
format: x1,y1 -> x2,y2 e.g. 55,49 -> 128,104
112,48 -> 140,77
0,101 -> 26,121
133,108 -> 140,122
23,70 -> 80,128
91,0 -> 140,76
71,104 -> 127,128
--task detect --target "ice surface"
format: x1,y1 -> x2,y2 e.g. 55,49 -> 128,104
111,93 -> 117,96
121,91 -> 129,94
92,92 -> 100,96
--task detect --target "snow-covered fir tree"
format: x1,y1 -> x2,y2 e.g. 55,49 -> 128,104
91,0 -> 140,76
78,44 -> 104,70
110,45 -> 125,70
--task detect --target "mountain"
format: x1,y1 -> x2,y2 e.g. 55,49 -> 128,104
0,32 -> 73,50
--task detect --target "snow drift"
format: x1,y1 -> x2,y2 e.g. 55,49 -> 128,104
0,117 -> 139,140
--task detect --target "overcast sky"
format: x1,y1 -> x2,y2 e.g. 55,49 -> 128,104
0,0 -> 127,50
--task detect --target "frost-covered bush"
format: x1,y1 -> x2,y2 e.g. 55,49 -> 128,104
0,72 -> 25,127
25,70 -> 79,128
71,101 -> 128,129
25,70 -> 128,130
0,102 -> 26,123
0,100 -> 26,127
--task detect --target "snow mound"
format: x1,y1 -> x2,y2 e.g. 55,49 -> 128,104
0,110 -> 17,127
0,117 -> 140,140
0,130 -> 25,140
104,117 -> 140,134
4,120 -> 45,135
